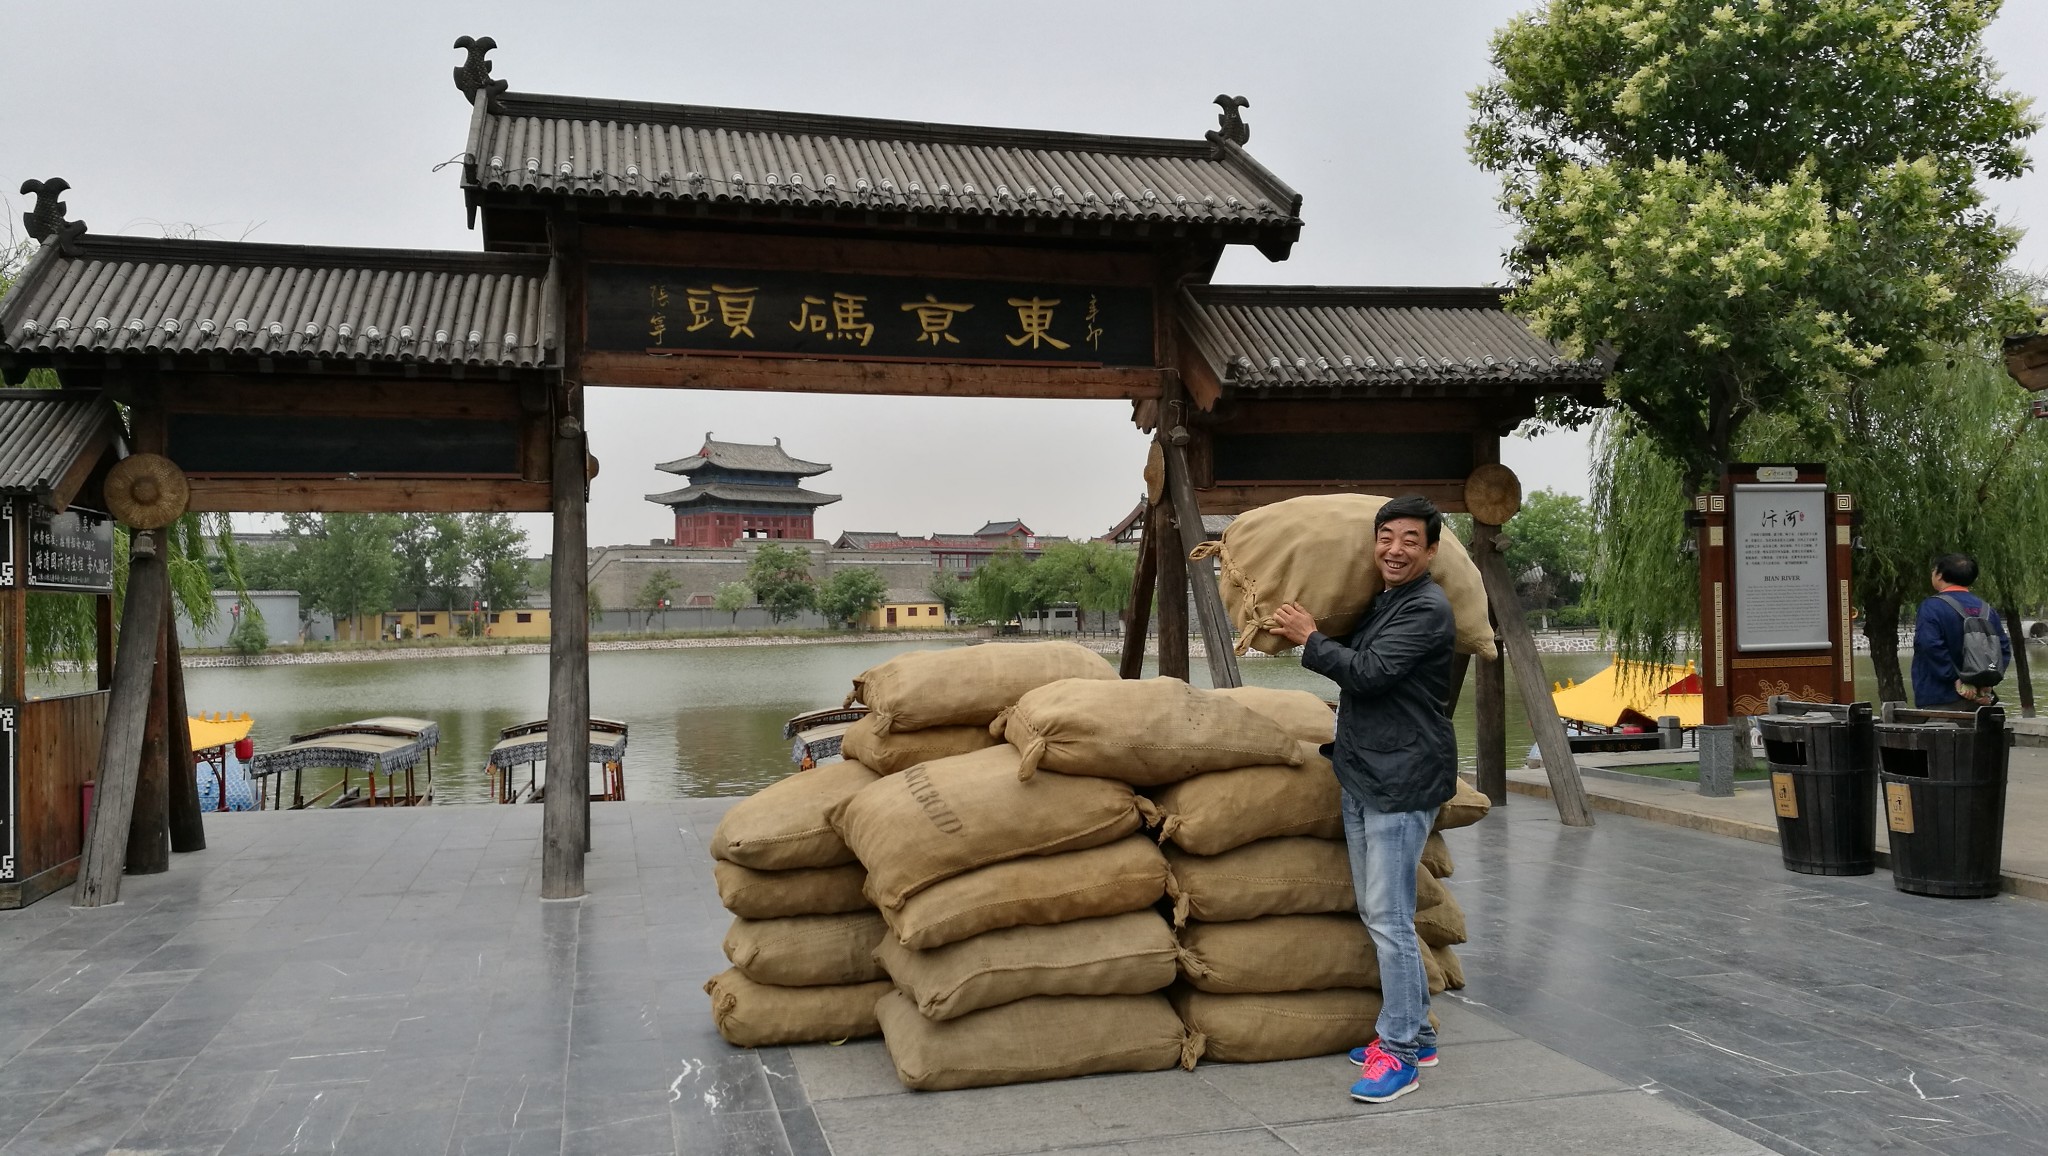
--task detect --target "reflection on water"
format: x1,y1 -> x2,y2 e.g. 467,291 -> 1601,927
146,642 -> 2038,803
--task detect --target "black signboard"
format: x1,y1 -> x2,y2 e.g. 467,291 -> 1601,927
1,704 -> 16,884
587,265 -> 1155,367
0,502 -> 13,588
27,506 -> 114,593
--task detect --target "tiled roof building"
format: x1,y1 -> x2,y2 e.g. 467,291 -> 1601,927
645,435 -> 840,547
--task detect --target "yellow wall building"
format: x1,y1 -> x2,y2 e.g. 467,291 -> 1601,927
334,607 -> 552,642
863,601 -> 948,630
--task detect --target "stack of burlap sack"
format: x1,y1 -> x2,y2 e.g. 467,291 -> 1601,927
1153,683 -> 1489,1063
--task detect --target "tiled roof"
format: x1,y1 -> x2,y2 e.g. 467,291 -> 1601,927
1103,498 -> 1231,541
655,437 -> 830,477
644,481 -> 842,508
1179,286 -> 1608,394
833,531 -> 916,550
462,91 -> 1303,256
974,520 -> 1030,537
0,235 -> 558,374
0,390 -> 121,498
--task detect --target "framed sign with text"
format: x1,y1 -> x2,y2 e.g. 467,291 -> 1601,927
1695,465 -> 1856,722
27,506 -> 115,594
585,265 -> 1155,367
0,502 -> 13,587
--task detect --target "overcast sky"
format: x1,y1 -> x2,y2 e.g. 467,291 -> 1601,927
8,1 -> 2047,549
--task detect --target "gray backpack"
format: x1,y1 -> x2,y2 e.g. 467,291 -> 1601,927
1937,594 -> 2006,688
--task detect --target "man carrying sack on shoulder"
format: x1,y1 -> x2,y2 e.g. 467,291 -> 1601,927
1270,495 -> 1458,1105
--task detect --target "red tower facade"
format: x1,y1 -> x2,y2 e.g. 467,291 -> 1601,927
645,436 -> 840,548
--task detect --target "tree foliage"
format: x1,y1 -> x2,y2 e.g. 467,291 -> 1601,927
816,568 -> 890,628
1504,489 -> 1595,609
1027,541 -> 1139,615
282,513 -> 402,623
714,581 -> 751,624
746,544 -> 816,623
926,571 -> 966,617
227,604 -> 270,656
465,513 -> 531,613
1472,0 -> 2039,483
636,571 -> 680,625
962,546 -> 1036,624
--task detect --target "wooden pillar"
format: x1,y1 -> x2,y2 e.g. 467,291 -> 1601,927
1472,521 -> 1592,827
74,534 -> 169,906
95,594 -> 114,691
541,413 -> 591,901
1445,652 -> 1472,716
164,600 -> 204,853
1475,612 -> 1508,806
1160,436 -> 1242,689
1153,499 -> 1188,681
1117,518 -> 1157,680
126,560 -> 172,875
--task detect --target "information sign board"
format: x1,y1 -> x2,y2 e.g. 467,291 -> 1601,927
1732,483 -> 1830,652
0,502 -> 13,587
27,506 -> 114,594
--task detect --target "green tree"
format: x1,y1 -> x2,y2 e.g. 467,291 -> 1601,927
465,513 -> 530,614
637,571 -> 680,628
284,513 -> 401,627
393,514 -> 466,610
926,571 -> 966,618
746,543 -> 816,623
1503,489 -> 1594,612
1471,0 -> 2039,486
227,604 -> 270,656
962,546 -> 1035,625
1028,541 -> 1139,626
714,580 -> 752,626
817,568 -> 890,629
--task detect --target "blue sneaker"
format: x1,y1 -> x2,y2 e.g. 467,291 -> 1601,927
1350,1042 -> 1438,1067
1350,1043 -> 1420,1104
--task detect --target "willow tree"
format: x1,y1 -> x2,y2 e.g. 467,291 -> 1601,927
1472,0 -> 2040,486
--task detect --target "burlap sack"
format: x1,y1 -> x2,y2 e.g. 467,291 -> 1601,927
883,836 -> 1168,950
993,677 -> 1304,784
1187,493 -> 1492,657
1173,986 -> 1436,1065
703,968 -> 890,1047
830,745 -> 1151,910
1151,744 -> 1341,855
876,990 -> 1191,1091
876,911 -> 1178,1021
840,715 -> 996,776
1213,686 -> 1337,744
723,912 -> 889,987
1415,863 -> 1449,912
1420,832 -> 1455,879
846,642 -> 1117,732
1415,888 -> 1468,948
1165,837 -> 1354,926
713,861 -> 871,919
1176,913 -> 1446,995
1435,780 -> 1492,832
710,760 -> 878,870
1433,942 -> 1466,990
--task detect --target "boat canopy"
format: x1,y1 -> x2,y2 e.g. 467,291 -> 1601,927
247,717 -> 440,778
1551,660 -> 1703,730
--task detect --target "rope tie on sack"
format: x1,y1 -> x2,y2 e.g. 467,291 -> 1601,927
1015,735 -> 1048,780
1133,796 -> 1162,826
1174,944 -> 1214,980
986,708 -> 1011,739
1179,1030 -> 1207,1069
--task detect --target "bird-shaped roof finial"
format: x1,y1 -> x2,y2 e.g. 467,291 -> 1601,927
453,36 -> 509,106
19,178 -> 88,254
1213,95 -> 1250,146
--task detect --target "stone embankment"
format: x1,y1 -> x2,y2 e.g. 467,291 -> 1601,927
180,631 -> 959,669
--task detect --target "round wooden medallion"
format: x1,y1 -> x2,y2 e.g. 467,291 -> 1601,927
586,453 -> 601,481
1143,442 -> 1166,506
1463,463 -> 1523,526
104,453 -> 190,529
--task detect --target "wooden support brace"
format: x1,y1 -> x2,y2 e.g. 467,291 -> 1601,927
1118,513 -> 1157,681
1161,436 -> 1242,689
541,415 -> 591,900
1445,652 -> 1472,716
165,610 -> 204,854
1152,499 -> 1189,681
74,536 -> 169,906
1474,609 -> 1508,806
1472,521 -> 1592,826
126,559 -> 173,875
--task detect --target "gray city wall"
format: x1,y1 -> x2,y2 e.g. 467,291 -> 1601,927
585,541 -> 940,616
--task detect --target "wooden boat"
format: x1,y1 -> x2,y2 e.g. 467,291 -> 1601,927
485,718 -> 629,803
783,705 -> 868,769
247,716 -> 440,808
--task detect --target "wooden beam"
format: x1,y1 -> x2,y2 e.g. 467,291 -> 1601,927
160,377 -> 531,420
126,559 -> 172,876
541,414 -> 591,901
1162,435 -> 1241,689
73,535 -> 168,907
164,604 -> 204,854
576,226 -> 1160,285
48,427 -> 115,512
1118,516 -> 1156,681
186,478 -> 551,514
1193,482 -> 1471,516
581,350 -> 1163,400
1153,499 -> 1188,681
1472,521 -> 1591,827
1474,612 -> 1507,806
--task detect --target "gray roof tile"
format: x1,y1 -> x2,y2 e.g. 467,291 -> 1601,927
0,390 -> 121,497
655,437 -> 830,477
0,236 -> 559,372
644,481 -> 842,508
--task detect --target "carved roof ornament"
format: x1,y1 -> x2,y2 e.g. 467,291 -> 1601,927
453,36 -> 509,107
1214,95 -> 1250,146
19,177 -> 88,255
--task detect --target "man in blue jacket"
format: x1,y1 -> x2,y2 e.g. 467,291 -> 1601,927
1270,495 -> 1458,1106
1911,552 -> 2011,710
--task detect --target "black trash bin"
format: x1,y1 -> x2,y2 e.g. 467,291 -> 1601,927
1758,698 -> 1875,876
1875,705 -> 2011,898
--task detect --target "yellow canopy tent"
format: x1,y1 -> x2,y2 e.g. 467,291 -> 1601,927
187,712 -> 253,753
1550,659 -> 1703,730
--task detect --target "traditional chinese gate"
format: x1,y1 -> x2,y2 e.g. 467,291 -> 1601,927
0,38 -> 1601,906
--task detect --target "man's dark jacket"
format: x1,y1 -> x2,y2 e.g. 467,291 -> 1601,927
1910,589 -> 2010,707
1302,575 -> 1459,814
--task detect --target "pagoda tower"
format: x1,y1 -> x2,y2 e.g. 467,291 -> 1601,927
645,435 -> 841,547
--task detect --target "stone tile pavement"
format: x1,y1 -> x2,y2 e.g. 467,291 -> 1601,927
0,795 -> 2037,1155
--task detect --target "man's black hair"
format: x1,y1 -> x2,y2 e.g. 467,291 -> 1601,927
1374,495 -> 1443,545
1934,553 -> 1979,587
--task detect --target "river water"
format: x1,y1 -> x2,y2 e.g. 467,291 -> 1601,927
131,641 -> 2034,804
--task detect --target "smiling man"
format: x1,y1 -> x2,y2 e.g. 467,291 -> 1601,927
1269,495 -> 1458,1106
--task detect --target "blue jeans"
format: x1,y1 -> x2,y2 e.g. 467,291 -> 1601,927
1340,791 -> 1438,1066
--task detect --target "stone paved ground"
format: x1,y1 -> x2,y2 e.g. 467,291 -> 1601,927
0,795 -> 2038,1155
